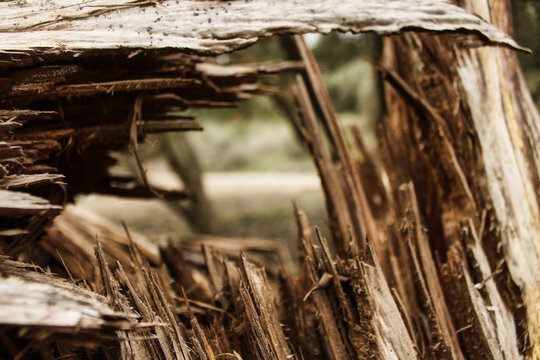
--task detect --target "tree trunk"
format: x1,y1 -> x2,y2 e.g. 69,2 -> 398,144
0,1 -> 539,359
378,0 -> 540,356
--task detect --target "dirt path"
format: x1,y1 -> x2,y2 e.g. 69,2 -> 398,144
76,172 -> 328,253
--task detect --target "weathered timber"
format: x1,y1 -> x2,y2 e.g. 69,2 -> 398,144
0,0 -> 524,55
378,0 -> 540,356
0,256 -> 135,336
0,0 -> 538,359
0,190 -> 62,216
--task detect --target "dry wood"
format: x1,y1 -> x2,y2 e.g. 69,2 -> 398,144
399,182 -> 464,360
455,20 -> 540,360
0,0 -> 524,55
292,74 -> 356,256
0,256 -> 135,334
0,174 -> 65,189
290,42 -> 420,358
42,205 -> 161,283
0,0 -> 538,359
355,250 -> 417,360
196,61 -> 305,78
296,33 -> 380,256
440,220 -> 521,360
287,26 -> 536,359
0,190 -> 62,216
377,0 -> 540,355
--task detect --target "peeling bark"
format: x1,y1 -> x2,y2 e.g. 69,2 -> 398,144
0,0 -> 525,55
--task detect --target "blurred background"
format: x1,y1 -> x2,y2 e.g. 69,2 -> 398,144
77,0 -> 539,256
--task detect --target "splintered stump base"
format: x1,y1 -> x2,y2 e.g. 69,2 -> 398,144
1,0 -> 539,359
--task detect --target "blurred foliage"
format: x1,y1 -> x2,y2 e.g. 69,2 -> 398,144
228,37 -> 288,63
184,33 -> 382,173
313,32 -> 380,69
211,38 -> 296,120
320,57 -> 380,117
209,33 -> 382,119
188,115 -> 315,172
513,0 -> 540,108
312,33 -> 382,119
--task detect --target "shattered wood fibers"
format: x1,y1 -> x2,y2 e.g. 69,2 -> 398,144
0,0 -> 524,53
0,0 -> 539,359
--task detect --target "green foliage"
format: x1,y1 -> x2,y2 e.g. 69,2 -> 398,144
513,0 -> 540,108
313,32 -> 380,70
228,37 -> 288,63
322,58 -> 380,116
187,114 -> 315,172
312,33 -> 382,116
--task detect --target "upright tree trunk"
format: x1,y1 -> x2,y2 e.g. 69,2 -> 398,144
379,0 -> 540,356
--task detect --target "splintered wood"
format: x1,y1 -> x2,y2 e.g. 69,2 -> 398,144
0,49 -> 298,256
0,256 -> 135,336
1,0 -> 539,359
0,0 -> 525,53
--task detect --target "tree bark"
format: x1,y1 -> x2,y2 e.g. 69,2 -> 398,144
0,0 -> 523,54
379,0 -> 540,356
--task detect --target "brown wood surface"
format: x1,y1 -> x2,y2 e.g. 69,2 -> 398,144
0,0 -> 538,359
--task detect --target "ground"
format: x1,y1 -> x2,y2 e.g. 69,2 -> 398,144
76,115 -> 332,258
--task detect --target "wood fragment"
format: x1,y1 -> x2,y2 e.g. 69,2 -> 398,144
399,182 -> 465,360
0,0 -> 524,54
42,205 -> 160,283
0,1 -> 538,359
0,190 -> 62,216
0,257 -> 134,334
0,174 -> 64,189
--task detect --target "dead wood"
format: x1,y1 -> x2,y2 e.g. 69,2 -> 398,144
0,0 -> 539,359
377,0 -> 540,355
0,256 -> 136,339
0,0 -> 525,55
0,49 -> 294,253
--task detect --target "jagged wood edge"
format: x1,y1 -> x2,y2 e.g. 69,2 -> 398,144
0,0 -> 525,55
